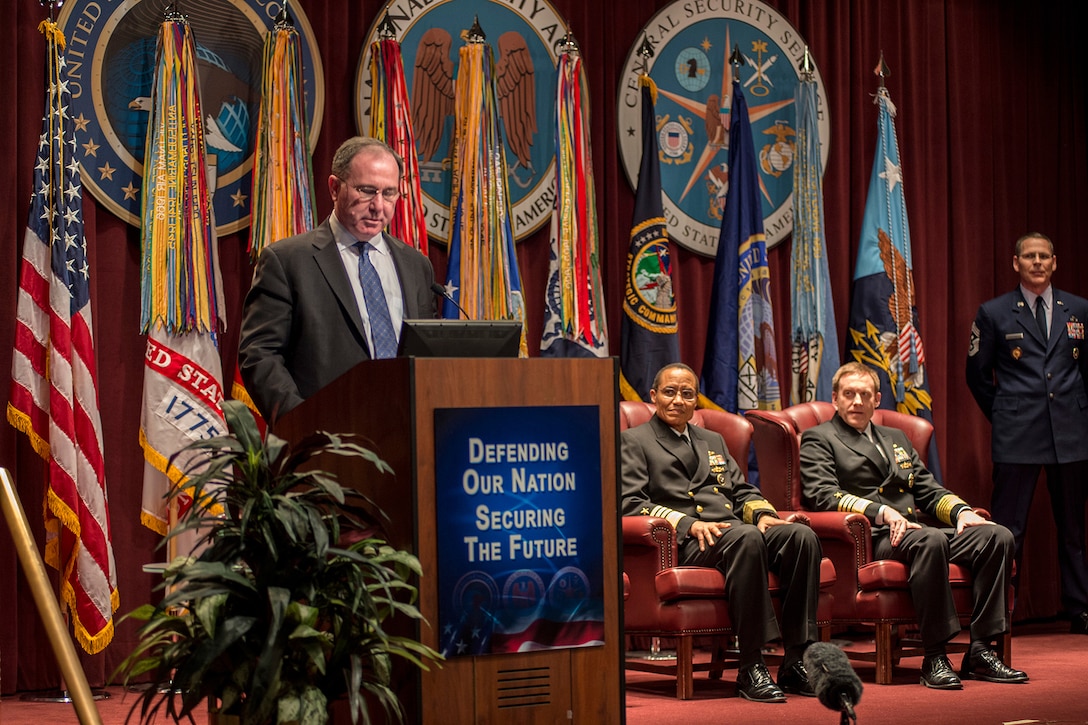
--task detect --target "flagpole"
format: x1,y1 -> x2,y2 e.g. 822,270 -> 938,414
2,471 -> 103,723
18,469 -> 109,705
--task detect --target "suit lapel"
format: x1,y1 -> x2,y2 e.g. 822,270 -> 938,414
651,416 -> 700,478
1047,293 -> 1071,357
870,427 -> 896,476
832,415 -> 887,474
1015,291 -> 1048,348
689,428 -> 710,481
312,221 -> 367,342
384,233 -> 415,317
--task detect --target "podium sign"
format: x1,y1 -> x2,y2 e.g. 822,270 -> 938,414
434,405 -> 604,657
276,357 -> 621,723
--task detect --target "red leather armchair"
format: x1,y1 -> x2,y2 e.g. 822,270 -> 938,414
746,401 -> 1011,684
620,401 -> 835,698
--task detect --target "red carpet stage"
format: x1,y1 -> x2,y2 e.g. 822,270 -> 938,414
3,621 -> 1086,724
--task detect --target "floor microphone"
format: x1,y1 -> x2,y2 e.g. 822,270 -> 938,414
431,282 -> 472,320
803,642 -> 863,723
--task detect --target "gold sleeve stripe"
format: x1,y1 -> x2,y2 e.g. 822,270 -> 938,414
742,500 -> 778,525
649,505 -> 686,530
837,493 -> 875,515
934,494 -> 969,525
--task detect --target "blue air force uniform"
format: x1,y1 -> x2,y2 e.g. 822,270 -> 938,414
966,286 -> 1088,616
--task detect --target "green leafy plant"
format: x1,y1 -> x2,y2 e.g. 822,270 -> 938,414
116,400 -> 441,725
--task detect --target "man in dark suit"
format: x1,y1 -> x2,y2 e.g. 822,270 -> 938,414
801,362 -> 1026,689
621,363 -> 823,703
239,137 -> 436,419
966,231 -> 1088,634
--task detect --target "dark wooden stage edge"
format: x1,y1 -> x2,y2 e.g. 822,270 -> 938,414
276,357 -> 623,724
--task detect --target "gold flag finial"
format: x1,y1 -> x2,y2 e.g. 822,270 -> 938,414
799,45 -> 815,80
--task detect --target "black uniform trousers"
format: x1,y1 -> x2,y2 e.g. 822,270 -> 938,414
873,524 -> 1015,650
991,460 -> 1088,615
681,522 -> 821,667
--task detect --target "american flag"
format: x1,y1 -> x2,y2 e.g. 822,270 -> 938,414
6,21 -> 118,654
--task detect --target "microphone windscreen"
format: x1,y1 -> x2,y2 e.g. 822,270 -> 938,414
430,282 -> 446,296
803,642 -> 863,711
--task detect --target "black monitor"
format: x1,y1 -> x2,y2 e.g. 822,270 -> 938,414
397,319 -> 522,358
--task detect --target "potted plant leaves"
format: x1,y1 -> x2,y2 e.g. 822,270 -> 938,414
116,400 -> 441,724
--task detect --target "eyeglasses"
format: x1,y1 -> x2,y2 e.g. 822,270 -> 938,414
338,180 -> 401,203
657,386 -> 697,402
1018,252 -> 1053,261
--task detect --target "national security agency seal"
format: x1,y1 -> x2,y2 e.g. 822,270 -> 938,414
57,0 -> 324,235
617,0 -> 830,256
356,0 -> 571,243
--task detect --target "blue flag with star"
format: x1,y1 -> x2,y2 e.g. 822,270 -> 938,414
846,86 -> 942,477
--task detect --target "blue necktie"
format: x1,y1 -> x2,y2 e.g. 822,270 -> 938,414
356,241 -> 398,359
1034,297 -> 1049,341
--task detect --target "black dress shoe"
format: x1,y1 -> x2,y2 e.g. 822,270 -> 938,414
1071,611 -> 1088,634
920,654 -> 963,690
736,663 -> 787,703
960,648 -> 1029,683
777,660 -> 816,697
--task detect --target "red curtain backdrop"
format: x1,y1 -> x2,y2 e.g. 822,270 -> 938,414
1,0 -> 1084,691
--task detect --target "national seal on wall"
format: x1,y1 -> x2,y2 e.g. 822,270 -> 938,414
356,0 -> 571,244
617,0 -> 830,256
57,0 -> 323,235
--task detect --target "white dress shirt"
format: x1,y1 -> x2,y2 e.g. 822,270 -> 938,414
331,213 -> 405,354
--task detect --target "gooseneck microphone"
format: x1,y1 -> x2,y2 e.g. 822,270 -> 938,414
430,282 -> 473,320
803,642 -> 863,724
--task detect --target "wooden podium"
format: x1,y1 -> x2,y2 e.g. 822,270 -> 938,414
276,357 -> 623,724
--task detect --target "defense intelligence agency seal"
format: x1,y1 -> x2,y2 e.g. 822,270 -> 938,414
57,0 -> 323,235
356,0 -> 571,243
617,0 -> 830,256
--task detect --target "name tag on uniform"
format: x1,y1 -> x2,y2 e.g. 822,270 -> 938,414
1005,332 -> 1024,340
